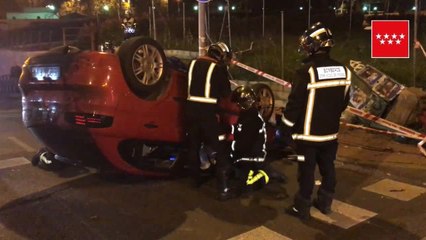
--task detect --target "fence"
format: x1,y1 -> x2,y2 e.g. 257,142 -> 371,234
0,75 -> 20,97
1,18 -> 96,51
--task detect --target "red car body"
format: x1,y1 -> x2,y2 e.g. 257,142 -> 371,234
19,38 -> 276,177
20,43 -> 189,177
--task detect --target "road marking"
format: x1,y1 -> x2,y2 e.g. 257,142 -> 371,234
7,136 -> 36,152
0,112 -> 21,118
363,178 -> 426,201
0,109 -> 21,113
0,221 -> 23,239
228,226 -> 292,240
0,157 -> 30,170
311,199 -> 377,229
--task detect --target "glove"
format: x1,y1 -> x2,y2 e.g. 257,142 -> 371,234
275,125 -> 295,149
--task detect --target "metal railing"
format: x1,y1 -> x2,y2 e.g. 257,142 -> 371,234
0,75 -> 20,97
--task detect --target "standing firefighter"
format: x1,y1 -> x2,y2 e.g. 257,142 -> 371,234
282,22 -> 351,220
185,42 -> 237,201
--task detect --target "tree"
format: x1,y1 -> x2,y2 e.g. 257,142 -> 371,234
59,0 -> 89,16
59,0 -> 119,17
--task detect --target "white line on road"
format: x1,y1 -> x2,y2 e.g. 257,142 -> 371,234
228,226 -> 292,240
7,136 -> 36,152
0,157 -> 30,170
363,178 -> 426,201
311,199 -> 377,229
0,109 -> 21,113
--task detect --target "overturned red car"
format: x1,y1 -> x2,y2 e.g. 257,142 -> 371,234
19,37 -> 276,177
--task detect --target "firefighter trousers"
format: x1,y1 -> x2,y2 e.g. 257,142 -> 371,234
185,112 -> 230,179
296,141 -> 338,200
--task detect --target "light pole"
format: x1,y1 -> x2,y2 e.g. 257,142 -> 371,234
349,0 -> 353,37
151,0 -> 157,40
198,0 -> 209,56
281,11 -> 284,79
308,0 -> 311,28
226,0 -> 231,47
262,0 -> 265,37
183,2 -> 186,39
413,0 -> 419,87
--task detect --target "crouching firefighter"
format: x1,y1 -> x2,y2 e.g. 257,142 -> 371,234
184,42 -> 238,201
282,22 -> 351,220
223,86 -> 273,192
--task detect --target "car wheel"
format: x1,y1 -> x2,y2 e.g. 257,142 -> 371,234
252,83 -> 275,121
117,37 -> 168,99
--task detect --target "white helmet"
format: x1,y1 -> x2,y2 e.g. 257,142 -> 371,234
207,42 -> 232,64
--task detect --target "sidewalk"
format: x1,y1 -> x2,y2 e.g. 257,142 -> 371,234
0,96 -> 21,111
337,125 -> 426,170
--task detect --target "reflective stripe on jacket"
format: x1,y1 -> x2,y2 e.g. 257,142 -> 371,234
187,58 -> 231,104
283,53 -> 351,144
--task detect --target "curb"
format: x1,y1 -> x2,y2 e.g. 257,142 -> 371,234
336,156 -> 426,171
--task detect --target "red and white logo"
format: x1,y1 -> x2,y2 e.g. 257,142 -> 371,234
371,20 -> 410,58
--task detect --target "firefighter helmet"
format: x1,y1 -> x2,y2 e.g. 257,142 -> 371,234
207,42 -> 232,64
298,22 -> 334,55
231,86 -> 257,110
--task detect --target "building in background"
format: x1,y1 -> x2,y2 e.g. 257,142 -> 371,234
7,7 -> 59,20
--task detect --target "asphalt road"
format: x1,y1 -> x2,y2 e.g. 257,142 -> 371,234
0,97 -> 425,240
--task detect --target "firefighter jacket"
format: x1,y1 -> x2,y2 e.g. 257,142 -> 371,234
187,57 -> 231,114
230,107 -> 267,163
282,53 -> 351,145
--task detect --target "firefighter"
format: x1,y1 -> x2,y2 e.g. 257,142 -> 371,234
282,22 -> 351,220
225,86 -> 287,193
227,86 -> 269,190
185,42 -> 237,201
121,10 -> 136,40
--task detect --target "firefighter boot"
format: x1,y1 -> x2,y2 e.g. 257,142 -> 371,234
313,188 -> 333,215
286,194 -> 311,221
217,169 -> 238,201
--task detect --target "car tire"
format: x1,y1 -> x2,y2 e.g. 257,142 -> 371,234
252,83 -> 275,121
117,37 -> 168,100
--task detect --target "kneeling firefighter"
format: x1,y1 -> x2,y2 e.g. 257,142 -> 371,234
225,86 -> 271,190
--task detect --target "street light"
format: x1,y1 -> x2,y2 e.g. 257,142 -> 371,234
103,5 -> 110,11
46,4 -> 55,11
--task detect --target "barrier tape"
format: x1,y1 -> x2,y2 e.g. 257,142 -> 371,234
232,59 -> 426,157
231,60 -> 292,88
229,80 -> 239,87
415,40 -> 426,58
341,122 -> 411,138
346,107 -> 426,140
418,138 -> 426,156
